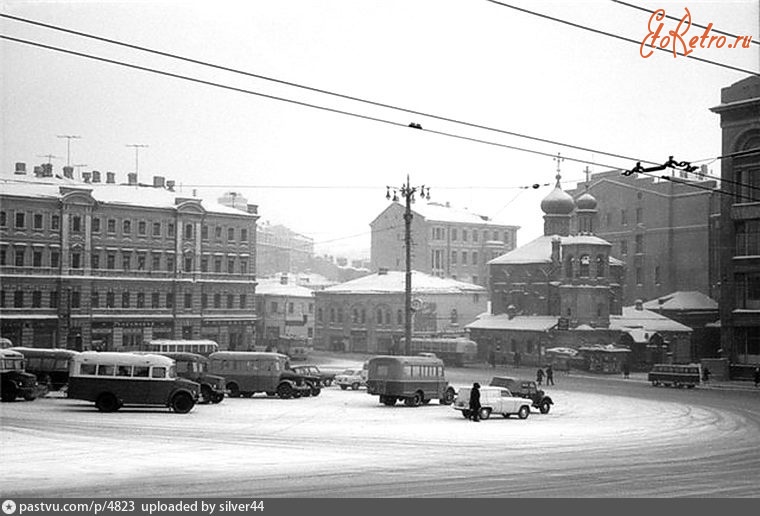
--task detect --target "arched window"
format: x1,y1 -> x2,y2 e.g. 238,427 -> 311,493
397,309 -> 403,325
185,223 -> 193,239
596,255 -> 605,278
352,308 -> 359,324
377,309 -> 383,325
565,255 -> 574,278
579,255 -> 590,277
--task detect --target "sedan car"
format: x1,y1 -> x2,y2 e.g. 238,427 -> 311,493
335,368 -> 367,390
453,386 -> 532,420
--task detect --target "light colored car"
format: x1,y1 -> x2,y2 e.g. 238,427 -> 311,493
453,386 -> 532,420
335,368 -> 367,390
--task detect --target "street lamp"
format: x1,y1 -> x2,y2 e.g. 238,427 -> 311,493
386,175 -> 430,356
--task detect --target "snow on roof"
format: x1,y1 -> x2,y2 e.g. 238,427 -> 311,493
255,279 -> 315,298
0,176 -> 251,217
411,201 -> 517,227
642,291 -> 718,311
488,234 -> 619,265
610,306 -> 693,333
465,313 -> 558,331
322,270 -> 486,295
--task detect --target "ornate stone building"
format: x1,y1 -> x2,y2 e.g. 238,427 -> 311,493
0,163 -> 259,350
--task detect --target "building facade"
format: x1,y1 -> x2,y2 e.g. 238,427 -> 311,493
566,169 -> 718,306
370,201 -> 519,286
1,164 -> 259,351
314,270 -> 486,354
711,75 -> 760,367
255,274 -> 315,349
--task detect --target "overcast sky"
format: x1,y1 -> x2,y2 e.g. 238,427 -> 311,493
2,0 -> 758,258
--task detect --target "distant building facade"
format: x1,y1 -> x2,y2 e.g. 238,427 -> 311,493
371,201 -> 519,286
1,164 -> 259,351
566,170 -> 718,306
255,274 -> 315,349
711,75 -> 760,367
314,270 -> 486,353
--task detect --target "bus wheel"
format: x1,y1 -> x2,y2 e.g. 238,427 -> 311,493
518,406 -> 530,419
440,387 -> 455,405
171,392 -> 195,414
277,383 -> 293,399
310,386 -> 321,397
200,385 -> 213,404
1,383 -> 18,402
226,383 -> 240,398
404,393 -> 421,407
95,393 -> 119,412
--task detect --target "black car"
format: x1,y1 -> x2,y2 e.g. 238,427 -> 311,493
290,365 -> 335,388
489,376 -> 553,414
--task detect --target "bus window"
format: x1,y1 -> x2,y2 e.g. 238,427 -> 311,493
376,365 -> 389,377
151,367 -> 167,378
134,366 -> 149,377
54,359 -> 68,371
28,357 -> 42,369
117,365 -> 132,377
80,363 -> 96,375
97,365 -> 115,376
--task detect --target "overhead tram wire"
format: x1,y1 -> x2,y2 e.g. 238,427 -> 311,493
610,0 -> 760,47
484,0 -> 760,77
0,13 -> 661,167
0,35 -> 627,172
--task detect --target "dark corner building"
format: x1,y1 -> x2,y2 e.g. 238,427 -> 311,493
711,75 -> 760,372
0,163 -> 259,351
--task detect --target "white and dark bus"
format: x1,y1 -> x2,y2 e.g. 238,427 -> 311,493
67,352 -> 200,413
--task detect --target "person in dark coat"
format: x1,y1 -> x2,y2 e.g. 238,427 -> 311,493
546,364 -> 555,386
469,383 -> 481,422
622,362 -> 630,379
753,367 -> 759,388
514,352 -> 521,368
536,368 -> 544,385
702,367 -> 711,383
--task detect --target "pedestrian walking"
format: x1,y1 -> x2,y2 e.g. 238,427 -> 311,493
488,349 -> 496,369
702,367 -> 711,384
536,368 -> 544,385
622,362 -> 630,379
546,364 -> 554,386
753,366 -> 759,388
514,351 -> 521,369
469,382 -> 481,422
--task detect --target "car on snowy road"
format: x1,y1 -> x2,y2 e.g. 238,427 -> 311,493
290,364 -> 336,387
453,386 -> 532,420
335,368 -> 367,390
489,376 -> 554,414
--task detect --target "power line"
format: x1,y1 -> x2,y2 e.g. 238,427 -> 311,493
485,0 -> 760,77
0,13 -> 662,167
0,34 -> 628,171
610,0 -> 759,47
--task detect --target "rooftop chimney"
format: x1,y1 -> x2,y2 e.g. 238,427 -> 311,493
14,162 -> 26,175
247,204 -> 258,215
166,180 -> 175,191
82,171 -> 92,183
62,166 -> 74,179
91,170 -> 101,183
106,172 -> 116,184
41,163 -> 53,177
33,166 -> 43,177
153,175 -> 165,188
280,274 -> 289,285
127,173 -> 138,185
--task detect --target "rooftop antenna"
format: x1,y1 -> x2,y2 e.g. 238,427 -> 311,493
57,135 -> 81,166
125,143 -> 149,176
37,154 -> 62,165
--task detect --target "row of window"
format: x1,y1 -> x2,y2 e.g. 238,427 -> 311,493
0,211 -> 251,243
617,235 -> 645,255
257,300 -> 314,315
0,290 -> 248,310
318,306 -> 404,326
0,247 -> 249,274
736,220 -> 760,256
430,226 -> 511,244
603,206 -> 644,228
77,363 -> 170,379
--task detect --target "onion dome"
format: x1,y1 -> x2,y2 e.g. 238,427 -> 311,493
541,185 -> 575,215
575,191 -> 598,210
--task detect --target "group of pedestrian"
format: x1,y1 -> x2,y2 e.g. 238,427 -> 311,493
536,365 -> 554,386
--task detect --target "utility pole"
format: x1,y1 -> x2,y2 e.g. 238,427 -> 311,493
125,143 -> 149,176
386,175 -> 430,355
57,135 -> 81,166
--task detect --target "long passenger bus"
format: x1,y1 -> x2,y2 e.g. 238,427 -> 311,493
366,355 -> 456,407
11,347 -> 80,391
208,351 -> 315,399
67,352 -> 200,413
408,337 -> 478,366
647,363 -> 702,388
145,339 -> 219,356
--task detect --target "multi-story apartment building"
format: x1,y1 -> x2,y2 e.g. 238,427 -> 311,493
255,274 -> 315,348
0,163 -> 259,351
370,201 -> 519,286
711,75 -> 760,368
566,170 -> 718,306
314,269 -> 486,354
